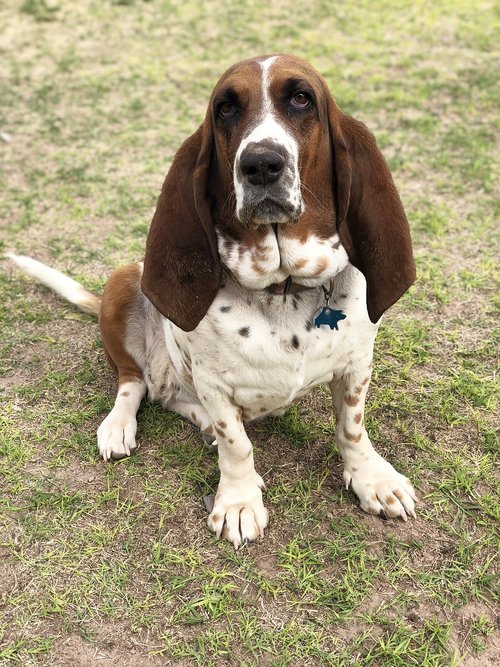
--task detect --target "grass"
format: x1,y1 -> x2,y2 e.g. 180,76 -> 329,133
1,0 -> 499,665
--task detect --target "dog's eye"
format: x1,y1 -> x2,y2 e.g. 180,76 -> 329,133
218,101 -> 237,118
290,92 -> 311,109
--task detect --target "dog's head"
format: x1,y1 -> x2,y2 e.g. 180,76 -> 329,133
142,55 -> 415,331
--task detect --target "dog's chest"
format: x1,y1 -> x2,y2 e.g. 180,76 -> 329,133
185,271 -> 376,419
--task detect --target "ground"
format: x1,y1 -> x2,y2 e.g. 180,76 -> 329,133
0,1 -> 498,665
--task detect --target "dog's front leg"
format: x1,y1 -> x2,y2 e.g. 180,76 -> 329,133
198,391 -> 268,547
97,378 -> 146,461
330,367 -> 417,521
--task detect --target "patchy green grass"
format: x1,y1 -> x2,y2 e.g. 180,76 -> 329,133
0,0 -> 498,665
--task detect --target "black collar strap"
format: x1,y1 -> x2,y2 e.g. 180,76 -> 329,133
265,276 -> 317,296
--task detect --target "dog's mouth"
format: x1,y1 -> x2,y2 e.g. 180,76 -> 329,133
238,196 -> 302,226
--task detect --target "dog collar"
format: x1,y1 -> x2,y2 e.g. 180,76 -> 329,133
265,277 -> 346,330
265,276 -> 316,296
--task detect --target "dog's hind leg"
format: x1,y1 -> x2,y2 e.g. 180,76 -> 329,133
98,263 -> 147,461
165,398 -> 215,444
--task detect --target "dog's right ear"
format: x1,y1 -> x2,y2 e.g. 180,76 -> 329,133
141,118 -> 221,332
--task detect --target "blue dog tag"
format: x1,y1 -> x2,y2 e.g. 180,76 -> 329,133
313,306 -> 346,330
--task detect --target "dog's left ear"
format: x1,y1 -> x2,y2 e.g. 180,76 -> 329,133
326,94 -> 416,323
141,112 -> 221,331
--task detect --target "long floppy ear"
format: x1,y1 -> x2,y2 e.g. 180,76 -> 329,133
327,96 -> 416,323
141,119 -> 221,331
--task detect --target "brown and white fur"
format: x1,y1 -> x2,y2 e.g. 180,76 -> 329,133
8,55 -> 418,548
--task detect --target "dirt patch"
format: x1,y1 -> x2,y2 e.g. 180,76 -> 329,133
42,631 -> 173,667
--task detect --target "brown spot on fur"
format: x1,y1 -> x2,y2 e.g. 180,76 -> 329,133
386,496 -> 396,505
343,427 -> 362,443
315,256 -> 329,274
352,467 -> 358,472
217,421 -> 227,429
251,258 -> 267,275
256,393 -> 264,398
260,407 -> 266,413
345,394 -> 359,406
191,412 -> 197,421
362,376 -> 370,385
120,391 -> 130,397
211,514 -> 221,523
228,438 -> 234,444
203,425 -> 213,435
355,386 -> 363,394
354,413 -> 362,423
293,257 -> 308,270
215,427 -> 226,438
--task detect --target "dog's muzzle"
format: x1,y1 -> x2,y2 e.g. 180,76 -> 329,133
235,140 -> 302,225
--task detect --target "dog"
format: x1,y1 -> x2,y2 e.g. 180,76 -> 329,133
8,54 -> 418,548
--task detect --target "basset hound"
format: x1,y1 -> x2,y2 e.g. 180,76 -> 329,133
8,54 -> 418,548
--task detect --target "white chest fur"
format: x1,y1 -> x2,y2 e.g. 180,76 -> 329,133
155,265 -> 379,421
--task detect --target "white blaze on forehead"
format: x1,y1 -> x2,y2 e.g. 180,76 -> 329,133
243,55 -> 294,145
260,55 -> 278,112
234,55 -> 303,221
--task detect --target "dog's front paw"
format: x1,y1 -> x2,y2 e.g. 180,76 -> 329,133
207,473 -> 268,548
97,411 -> 138,462
344,453 -> 417,521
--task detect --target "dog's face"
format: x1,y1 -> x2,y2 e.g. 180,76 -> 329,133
209,55 -> 333,233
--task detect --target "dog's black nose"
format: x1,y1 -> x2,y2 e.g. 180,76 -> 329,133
240,148 -> 285,186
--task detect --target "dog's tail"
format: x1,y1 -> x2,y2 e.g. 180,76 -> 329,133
6,253 -> 101,317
